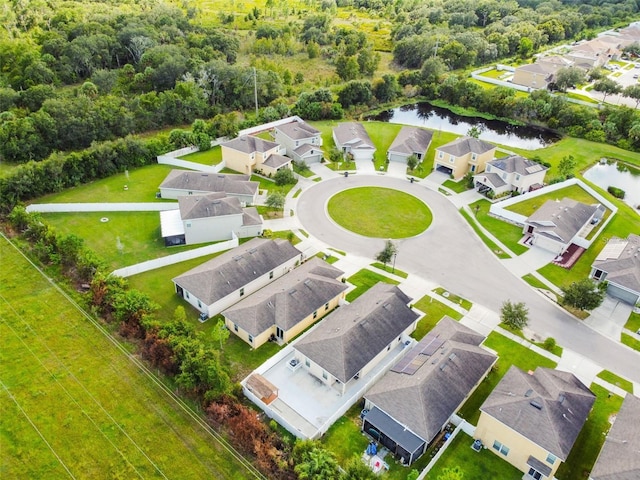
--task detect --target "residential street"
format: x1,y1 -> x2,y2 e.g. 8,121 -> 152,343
295,174 -> 640,383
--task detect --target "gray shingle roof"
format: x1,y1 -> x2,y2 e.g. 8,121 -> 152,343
178,193 -> 242,219
276,120 -> 320,140
172,238 -> 301,305
294,283 -> 418,383
222,257 -> 347,336
159,170 -> 257,196
437,136 -> 495,157
242,207 -> 262,226
590,394 -> 640,480
592,234 -> 640,295
527,198 -> 602,244
517,63 -> 559,75
365,317 -> 496,444
480,366 -> 595,460
479,172 -> 507,188
263,153 -> 291,168
221,135 -> 279,154
487,155 -> 548,176
388,126 -> 433,156
294,143 -> 317,155
333,122 -> 375,150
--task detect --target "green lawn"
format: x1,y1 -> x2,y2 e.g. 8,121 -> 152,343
0,237 -> 254,479
362,122 -> 403,171
41,211 -> 205,271
370,262 -> 408,278
458,332 -> 557,425
412,295 -> 463,340
442,179 -> 471,193
419,130 -> 459,178
328,187 -> 433,238
325,160 -> 357,171
469,199 -> 529,255
35,163 -> 176,204
425,431 -> 522,479
504,184 -> 601,217
596,370 -> 634,393
432,287 -> 473,311
521,273 -> 551,290
624,312 -> 640,332
249,174 -> 297,195
459,208 -> 511,259
321,403 -> 369,466
556,384 -> 623,480
499,323 -> 563,357
621,333 -> 640,352
316,252 -> 340,264
345,269 -> 399,302
178,145 -> 223,165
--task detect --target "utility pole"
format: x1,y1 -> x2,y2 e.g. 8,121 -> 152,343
253,67 -> 258,117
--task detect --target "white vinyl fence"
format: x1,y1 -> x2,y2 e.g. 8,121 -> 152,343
26,203 -> 178,213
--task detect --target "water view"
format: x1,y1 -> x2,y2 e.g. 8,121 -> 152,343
583,161 -> 640,212
367,102 -> 560,150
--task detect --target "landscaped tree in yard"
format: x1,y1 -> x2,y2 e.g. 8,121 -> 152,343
293,440 -> 341,480
266,191 -> 285,213
376,239 -> 397,271
554,67 -> 586,92
557,154 -> 576,178
593,78 -> 623,103
500,300 -> 529,330
340,455 -> 377,480
274,167 -> 296,186
561,279 -> 606,311
211,319 -> 230,350
406,153 -> 419,171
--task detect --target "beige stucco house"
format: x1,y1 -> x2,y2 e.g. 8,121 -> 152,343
172,238 -> 302,319
474,155 -> 548,197
590,234 -> 640,305
293,283 -> 419,396
222,257 -> 348,348
362,317 -> 497,465
512,62 -> 561,90
274,119 -> 323,164
158,170 -> 258,205
434,136 -> 496,180
220,135 -> 285,175
475,367 -> 595,480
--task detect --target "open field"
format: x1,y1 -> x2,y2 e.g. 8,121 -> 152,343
0,236 -> 256,480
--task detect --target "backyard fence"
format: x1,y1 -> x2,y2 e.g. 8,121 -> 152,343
416,420 -> 466,479
26,202 -> 178,213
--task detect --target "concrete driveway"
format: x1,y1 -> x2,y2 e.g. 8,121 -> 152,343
296,175 -> 640,382
584,295 -> 634,340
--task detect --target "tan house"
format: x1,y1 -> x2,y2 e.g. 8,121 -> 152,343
362,317 -> 497,465
590,393 -> 640,480
474,155 -> 548,197
293,283 -> 419,395
386,126 -> 433,164
158,170 -> 258,205
512,62 -> 562,90
274,119 -> 323,164
475,367 -> 595,480
434,136 -> 496,180
590,234 -> 640,305
523,198 -> 605,255
220,135 -> 285,175
222,257 -> 348,348
159,192 -> 262,246
172,238 -> 302,319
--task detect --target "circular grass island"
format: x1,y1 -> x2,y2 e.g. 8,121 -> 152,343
327,187 -> 432,238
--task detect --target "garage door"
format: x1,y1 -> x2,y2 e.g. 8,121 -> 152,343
607,283 -> 640,305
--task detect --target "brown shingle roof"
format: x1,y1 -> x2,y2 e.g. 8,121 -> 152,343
592,234 -> 640,295
437,136 -> 495,157
388,126 -> 433,156
159,170 -> 257,196
178,193 -> 242,219
527,198 -> 602,244
480,367 -> 595,460
487,155 -> 548,176
221,135 -> 279,154
333,122 -> 375,150
275,120 -> 320,140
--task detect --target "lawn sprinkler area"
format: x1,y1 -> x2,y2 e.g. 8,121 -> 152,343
327,187 -> 433,238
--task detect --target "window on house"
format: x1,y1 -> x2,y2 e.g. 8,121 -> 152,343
492,440 -> 509,456
322,370 -> 328,380
188,191 -> 193,195
387,344 -> 391,351
234,324 -> 238,332
516,174 -> 521,181
486,165 -> 491,172
325,302 -> 329,311
197,300 -> 202,308
186,222 -> 191,228
527,468 -> 542,480
313,311 -> 317,319
269,271 -> 274,279
305,358 -> 310,367
248,335 -> 253,343
438,151 -> 443,159
295,141 -> 299,146
449,155 -> 454,162
240,288 -> 244,297
185,292 -> 189,299
546,453 -> 557,464
502,173 -> 507,180
472,153 -> 477,161
471,165 -> 476,172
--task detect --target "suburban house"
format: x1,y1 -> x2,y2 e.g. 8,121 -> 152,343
332,122 -> 376,162
172,238 -> 302,319
386,126 -> 433,164
158,170 -> 259,205
293,283 -> 419,395
523,198 -> 605,255
274,119 -> 323,164
222,257 -> 348,348
590,393 -> 640,480
590,234 -> 640,305
220,135 -> 285,175
475,366 -> 596,480
433,136 -> 496,180
159,192 -> 262,246
512,61 -> 563,90
474,155 -> 548,197
259,152 -> 292,177
362,317 -> 497,465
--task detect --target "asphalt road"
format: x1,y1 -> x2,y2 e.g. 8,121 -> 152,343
297,175 -> 640,383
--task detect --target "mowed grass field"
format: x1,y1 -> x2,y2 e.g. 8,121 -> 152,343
0,236 -> 256,480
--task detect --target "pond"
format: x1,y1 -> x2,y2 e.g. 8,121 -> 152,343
583,160 -> 640,211
367,103 -> 560,150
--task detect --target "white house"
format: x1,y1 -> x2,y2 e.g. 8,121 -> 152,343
474,155 -> 548,196
332,122 -> 376,162
160,192 -> 262,246
158,170 -> 259,205
590,234 -> 640,305
172,238 -> 302,319
274,119 -> 323,164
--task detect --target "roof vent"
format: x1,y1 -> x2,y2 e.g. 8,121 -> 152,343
530,400 -> 543,410
448,353 -> 457,361
525,389 -> 533,397
439,362 -> 448,372
289,289 -> 297,295
267,301 -> 274,308
558,394 -> 566,404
